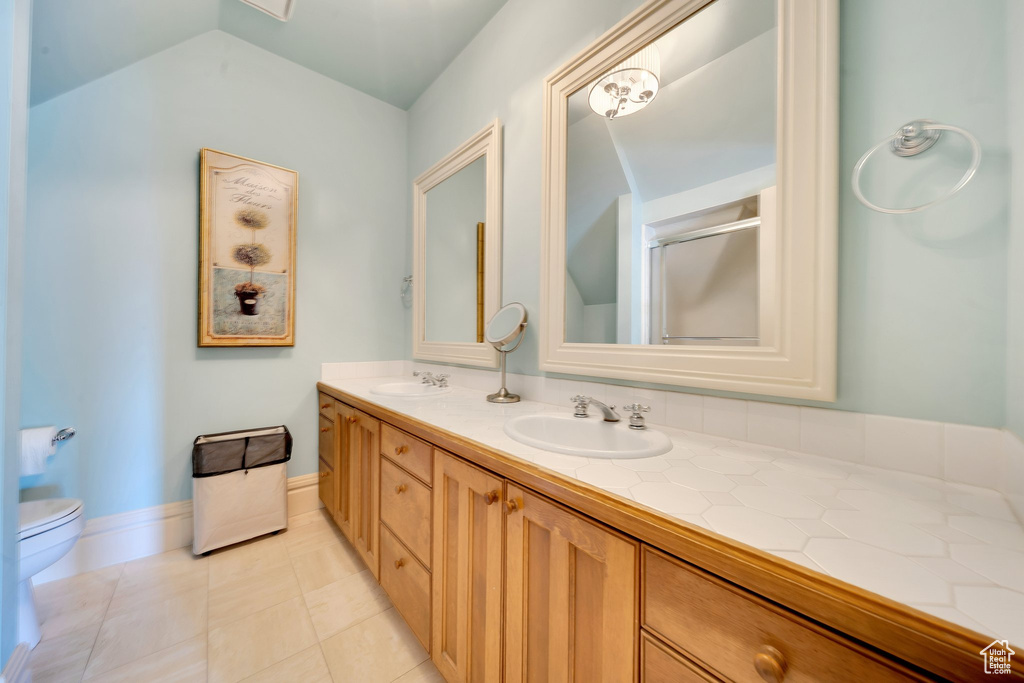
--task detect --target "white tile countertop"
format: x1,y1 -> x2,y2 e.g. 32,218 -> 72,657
320,376 -> 1024,646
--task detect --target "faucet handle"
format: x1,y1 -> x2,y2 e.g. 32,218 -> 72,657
570,395 -> 591,418
437,373 -> 450,387
623,403 -> 650,430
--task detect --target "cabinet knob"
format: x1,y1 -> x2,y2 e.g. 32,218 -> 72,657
754,645 -> 787,683
485,490 -> 500,505
395,484 -> 407,494
346,416 -> 357,424
505,498 -> 521,513
394,558 -> 404,569
394,445 -> 408,455
320,403 -> 330,409
319,471 -> 329,478
320,427 -> 330,433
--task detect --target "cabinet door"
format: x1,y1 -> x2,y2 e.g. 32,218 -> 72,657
351,408 -> 381,578
505,484 -> 639,683
432,452 -> 504,683
335,404 -> 357,540
318,457 -> 334,516
317,414 -> 336,516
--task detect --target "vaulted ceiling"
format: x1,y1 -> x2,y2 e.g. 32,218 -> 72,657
29,0 -> 509,109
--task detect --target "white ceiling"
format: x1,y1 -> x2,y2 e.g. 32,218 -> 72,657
29,0 -> 510,109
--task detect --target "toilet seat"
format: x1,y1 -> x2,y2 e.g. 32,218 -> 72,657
18,498 -> 83,541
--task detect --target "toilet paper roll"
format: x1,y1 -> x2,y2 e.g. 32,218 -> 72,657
20,426 -> 57,476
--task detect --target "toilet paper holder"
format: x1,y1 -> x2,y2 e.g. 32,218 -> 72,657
52,427 -> 76,445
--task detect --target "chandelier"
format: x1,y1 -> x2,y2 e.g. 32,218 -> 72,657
588,44 -> 661,119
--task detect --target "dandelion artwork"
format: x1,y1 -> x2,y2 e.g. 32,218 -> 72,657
199,149 -> 297,346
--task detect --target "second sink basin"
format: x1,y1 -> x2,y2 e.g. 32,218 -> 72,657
504,414 -> 672,460
370,382 -> 453,398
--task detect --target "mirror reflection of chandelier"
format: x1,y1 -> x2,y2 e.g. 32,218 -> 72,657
588,44 -> 661,119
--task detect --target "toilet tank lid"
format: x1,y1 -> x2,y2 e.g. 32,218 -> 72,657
19,498 -> 83,536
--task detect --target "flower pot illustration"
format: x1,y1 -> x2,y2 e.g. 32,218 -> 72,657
231,209 -> 272,316
235,289 -> 260,316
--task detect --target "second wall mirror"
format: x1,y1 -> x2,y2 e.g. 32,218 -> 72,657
539,0 -> 838,400
413,120 -> 503,367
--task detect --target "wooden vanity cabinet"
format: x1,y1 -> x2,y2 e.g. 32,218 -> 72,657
318,389 -> 984,683
432,452 -> 505,683
337,403 -> 381,578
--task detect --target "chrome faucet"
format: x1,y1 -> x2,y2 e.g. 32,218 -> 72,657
413,371 -> 450,388
622,403 -> 651,430
570,395 -> 620,422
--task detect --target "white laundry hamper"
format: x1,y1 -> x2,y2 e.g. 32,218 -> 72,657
192,425 -> 292,555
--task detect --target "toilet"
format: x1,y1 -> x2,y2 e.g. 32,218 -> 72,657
17,498 -> 84,648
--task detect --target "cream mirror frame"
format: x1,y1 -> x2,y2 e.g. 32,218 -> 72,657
539,0 -> 838,400
413,120 -> 503,367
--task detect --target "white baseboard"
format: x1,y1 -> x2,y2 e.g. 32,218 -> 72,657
32,473 -> 323,585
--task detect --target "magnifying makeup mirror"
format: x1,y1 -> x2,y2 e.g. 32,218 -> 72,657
485,302 -> 528,403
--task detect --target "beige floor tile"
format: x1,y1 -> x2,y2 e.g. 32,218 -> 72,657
84,586 -> 207,678
30,622 -> 99,683
207,595 -> 318,683
288,508 -> 332,529
305,569 -> 391,640
84,634 -> 206,683
291,540 -> 364,594
35,563 -> 122,641
239,644 -> 332,683
320,608 -> 428,683
394,660 -> 445,683
209,559 -> 302,631
282,517 -> 347,557
107,547 -> 207,617
208,533 -> 291,590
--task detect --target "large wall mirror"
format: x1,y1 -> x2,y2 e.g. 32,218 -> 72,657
413,120 -> 503,367
540,0 -> 837,399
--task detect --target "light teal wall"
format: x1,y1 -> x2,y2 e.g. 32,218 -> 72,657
407,0 -> 1014,429
22,30 -> 408,519
0,0 -> 30,659
1008,1 -> 1024,439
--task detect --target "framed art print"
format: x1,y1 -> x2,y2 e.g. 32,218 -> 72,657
198,148 -> 297,347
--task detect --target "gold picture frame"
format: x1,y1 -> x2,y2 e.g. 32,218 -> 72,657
198,148 -> 298,347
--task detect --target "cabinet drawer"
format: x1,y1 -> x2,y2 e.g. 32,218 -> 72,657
642,632 -> 719,682
318,457 -> 334,513
380,525 -> 431,651
643,548 -> 921,683
318,415 -> 334,463
380,457 -> 432,568
380,424 -> 432,484
318,393 -> 335,421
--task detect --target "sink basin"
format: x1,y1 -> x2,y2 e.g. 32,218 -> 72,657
504,414 -> 672,460
370,382 -> 453,398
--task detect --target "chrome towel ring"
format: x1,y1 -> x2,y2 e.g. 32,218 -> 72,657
851,119 -> 981,214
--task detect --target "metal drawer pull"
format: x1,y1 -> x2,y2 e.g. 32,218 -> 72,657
485,490 -> 500,505
394,445 -> 408,455
395,558 -> 405,569
395,484 -> 407,494
754,645 -> 787,683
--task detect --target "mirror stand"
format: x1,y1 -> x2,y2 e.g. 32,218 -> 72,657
487,326 -> 527,403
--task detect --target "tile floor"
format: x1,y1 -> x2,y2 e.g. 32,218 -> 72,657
28,509 -> 442,683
